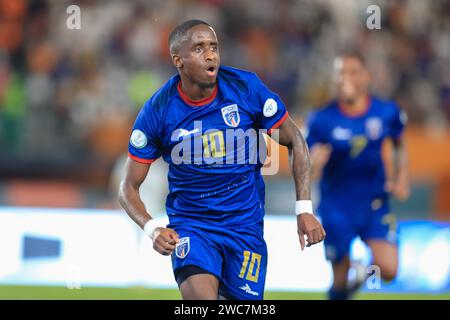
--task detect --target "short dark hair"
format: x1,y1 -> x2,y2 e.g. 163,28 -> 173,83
337,50 -> 366,66
168,19 -> 211,54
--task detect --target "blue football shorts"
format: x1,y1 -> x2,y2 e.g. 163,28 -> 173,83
168,221 -> 268,300
319,194 -> 399,263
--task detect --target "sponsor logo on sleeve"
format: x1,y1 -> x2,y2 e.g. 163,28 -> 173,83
130,129 -> 148,149
263,98 -> 278,117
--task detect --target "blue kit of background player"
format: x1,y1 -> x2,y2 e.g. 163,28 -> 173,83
304,52 -> 409,300
306,96 -> 405,263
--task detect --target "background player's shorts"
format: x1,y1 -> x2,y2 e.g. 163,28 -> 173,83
320,194 -> 398,263
169,222 -> 268,300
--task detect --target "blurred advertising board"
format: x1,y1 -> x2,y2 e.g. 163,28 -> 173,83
0,207 -> 448,293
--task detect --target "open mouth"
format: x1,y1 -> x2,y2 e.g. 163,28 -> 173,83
206,66 -> 216,76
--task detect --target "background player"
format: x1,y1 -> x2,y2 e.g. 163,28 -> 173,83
119,20 -> 325,300
305,52 -> 410,300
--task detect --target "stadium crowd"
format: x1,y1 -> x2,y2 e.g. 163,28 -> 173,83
1,0 -> 449,170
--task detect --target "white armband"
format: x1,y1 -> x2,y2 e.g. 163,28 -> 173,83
296,200 -> 314,216
143,219 -> 161,241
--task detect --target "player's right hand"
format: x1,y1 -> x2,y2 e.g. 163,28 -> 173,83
152,228 -> 180,256
310,143 -> 332,169
297,214 -> 326,251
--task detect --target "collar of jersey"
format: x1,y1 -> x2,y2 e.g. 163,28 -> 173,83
177,81 -> 218,107
337,95 -> 372,118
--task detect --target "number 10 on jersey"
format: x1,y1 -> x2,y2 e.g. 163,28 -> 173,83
239,250 -> 262,283
203,130 -> 226,158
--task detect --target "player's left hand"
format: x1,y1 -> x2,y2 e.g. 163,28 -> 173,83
297,214 -> 326,251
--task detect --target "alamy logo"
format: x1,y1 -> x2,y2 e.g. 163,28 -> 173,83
366,265 -> 381,290
239,283 -> 259,296
169,121 -> 281,175
366,5 -> 381,30
66,265 -> 81,290
66,5 -> 81,30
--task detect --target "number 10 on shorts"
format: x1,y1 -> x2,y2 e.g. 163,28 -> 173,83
239,251 -> 262,283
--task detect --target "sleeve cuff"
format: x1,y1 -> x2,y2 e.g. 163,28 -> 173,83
128,152 -> 158,164
268,111 -> 289,135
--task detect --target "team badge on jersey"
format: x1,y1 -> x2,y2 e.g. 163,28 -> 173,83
366,117 -> 382,140
175,237 -> 190,259
221,104 -> 240,127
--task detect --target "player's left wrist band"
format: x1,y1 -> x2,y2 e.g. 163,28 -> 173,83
143,219 -> 161,241
296,200 -> 314,216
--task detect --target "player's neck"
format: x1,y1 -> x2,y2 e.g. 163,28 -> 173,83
338,95 -> 370,117
178,78 -> 217,102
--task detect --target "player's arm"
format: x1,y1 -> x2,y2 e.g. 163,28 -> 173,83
304,112 -> 331,183
309,143 -> 331,183
273,116 -> 326,250
386,136 -> 410,201
118,158 -> 179,255
385,105 -> 410,201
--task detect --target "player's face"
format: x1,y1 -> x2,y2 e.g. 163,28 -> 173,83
175,24 -> 220,88
333,56 -> 370,104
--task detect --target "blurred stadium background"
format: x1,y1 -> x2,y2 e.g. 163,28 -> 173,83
0,0 -> 449,299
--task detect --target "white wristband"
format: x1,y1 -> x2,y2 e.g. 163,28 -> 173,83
143,219 -> 161,241
296,200 -> 314,216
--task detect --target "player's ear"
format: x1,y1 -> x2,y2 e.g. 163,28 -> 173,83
172,54 -> 183,69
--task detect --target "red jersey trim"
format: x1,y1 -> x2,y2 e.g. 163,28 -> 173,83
268,111 -> 289,135
128,152 -> 157,164
338,95 -> 371,118
177,81 -> 218,106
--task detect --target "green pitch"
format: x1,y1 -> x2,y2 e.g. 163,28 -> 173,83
0,285 -> 449,300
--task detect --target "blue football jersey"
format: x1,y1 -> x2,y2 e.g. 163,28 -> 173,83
306,97 -> 406,213
128,66 -> 288,228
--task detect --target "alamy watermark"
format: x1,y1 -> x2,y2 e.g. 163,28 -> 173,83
66,265 -> 82,290
366,265 -> 381,290
66,5 -> 81,30
65,5 -> 381,32
168,121 -> 280,175
366,5 -> 381,30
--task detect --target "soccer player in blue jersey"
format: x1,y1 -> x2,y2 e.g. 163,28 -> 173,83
305,52 -> 410,300
118,20 -> 325,300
